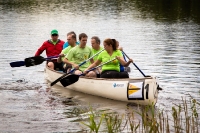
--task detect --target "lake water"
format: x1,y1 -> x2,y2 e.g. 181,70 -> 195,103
0,0 -> 200,132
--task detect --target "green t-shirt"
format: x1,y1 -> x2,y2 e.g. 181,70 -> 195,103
66,45 -> 93,71
92,47 -> 104,61
97,50 -> 123,72
61,46 -> 73,61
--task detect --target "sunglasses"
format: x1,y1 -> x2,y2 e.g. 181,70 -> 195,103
52,34 -> 58,36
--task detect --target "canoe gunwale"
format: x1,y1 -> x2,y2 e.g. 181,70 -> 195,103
46,66 -> 153,81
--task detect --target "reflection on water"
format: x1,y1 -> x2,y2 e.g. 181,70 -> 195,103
1,0 -> 200,23
134,0 -> 200,23
0,0 -> 200,132
0,85 -> 86,132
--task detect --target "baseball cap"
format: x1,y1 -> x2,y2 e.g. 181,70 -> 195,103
51,29 -> 58,35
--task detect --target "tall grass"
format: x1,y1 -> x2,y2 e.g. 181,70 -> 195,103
81,107 -> 104,133
81,96 -> 199,132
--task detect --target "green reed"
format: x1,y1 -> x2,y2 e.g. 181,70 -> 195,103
104,113 -> 126,133
127,111 -> 140,132
81,96 -> 199,133
81,107 -> 104,133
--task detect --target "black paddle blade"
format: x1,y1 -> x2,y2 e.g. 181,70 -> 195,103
60,74 -> 80,87
24,56 -> 45,67
10,61 -> 25,67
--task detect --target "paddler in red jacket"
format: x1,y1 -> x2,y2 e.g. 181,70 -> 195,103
35,29 -> 65,70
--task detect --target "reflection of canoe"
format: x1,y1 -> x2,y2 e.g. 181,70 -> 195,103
45,66 -> 160,105
50,84 -> 132,111
50,84 -> 147,118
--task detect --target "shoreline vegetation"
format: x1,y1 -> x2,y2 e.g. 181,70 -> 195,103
78,96 -> 199,133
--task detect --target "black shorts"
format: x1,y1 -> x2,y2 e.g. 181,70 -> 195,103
63,64 -> 72,73
47,61 -> 63,71
100,70 -> 129,78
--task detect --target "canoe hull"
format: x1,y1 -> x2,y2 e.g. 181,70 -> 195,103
45,66 -> 159,105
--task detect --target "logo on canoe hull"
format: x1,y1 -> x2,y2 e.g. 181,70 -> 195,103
113,83 -> 125,88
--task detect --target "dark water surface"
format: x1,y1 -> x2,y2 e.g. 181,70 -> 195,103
0,0 -> 200,132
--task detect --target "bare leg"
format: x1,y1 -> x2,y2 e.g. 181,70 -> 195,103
74,70 -> 83,75
86,71 -> 96,77
47,62 -> 54,70
66,68 -> 71,73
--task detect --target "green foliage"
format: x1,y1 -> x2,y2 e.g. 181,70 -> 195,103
81,107 -> 104,133
104,113 -> 124,133
81,97 -> 200,132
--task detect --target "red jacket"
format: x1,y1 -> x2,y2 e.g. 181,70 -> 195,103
35,39 -> 65,57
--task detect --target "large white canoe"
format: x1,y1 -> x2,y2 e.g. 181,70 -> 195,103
45,66 -> 160,105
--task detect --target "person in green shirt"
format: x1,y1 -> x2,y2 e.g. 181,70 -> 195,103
84,38 -> 133,78
91,36 -> 104,77
62,33 -> 95,76
63,31 -> 79,49
91,36 -> 104,61
57,33 -> 77,72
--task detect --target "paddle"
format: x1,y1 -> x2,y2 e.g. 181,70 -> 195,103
10,55 -> 59,67
60,57 -> 117,87
10,61 -> 25,68
50,48 -> 105,86
122,51 -> 149,77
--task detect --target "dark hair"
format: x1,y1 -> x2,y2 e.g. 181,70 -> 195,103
67,31 -> 76,41
104,38 -> 117,50
91,36 -> 100,44
79,33 -> 88,40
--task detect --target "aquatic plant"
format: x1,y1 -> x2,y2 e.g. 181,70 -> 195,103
81,96 -> 199,132
81,107 -> 104,133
